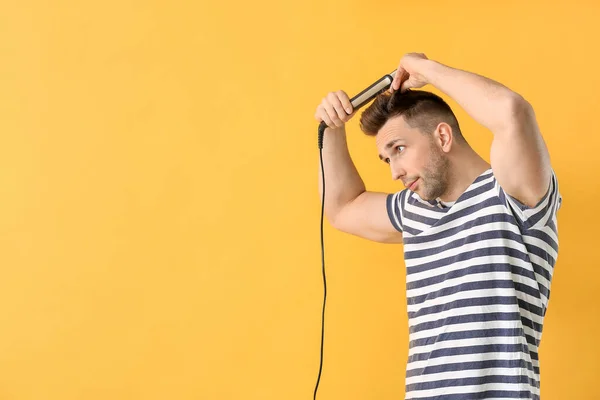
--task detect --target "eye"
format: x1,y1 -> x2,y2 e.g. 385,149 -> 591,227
383,146 -> 405,164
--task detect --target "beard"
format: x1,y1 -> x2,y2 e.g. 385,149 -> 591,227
418,144 -> 450,201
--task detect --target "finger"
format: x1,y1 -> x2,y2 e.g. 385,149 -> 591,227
318,108 -> 335,128
391,66 -> 407,92
329,93 -> 349,122
400,78 -> 413,93
315,107 -> 323,122
336,90 -> 353,115
323,98 -> 343,127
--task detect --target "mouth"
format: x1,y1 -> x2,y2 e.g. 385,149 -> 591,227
405,178 -> 418,191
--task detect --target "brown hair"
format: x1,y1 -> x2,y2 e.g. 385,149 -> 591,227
359,89 -> 465,142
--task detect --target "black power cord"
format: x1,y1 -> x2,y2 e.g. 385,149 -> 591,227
313,122 -> 327,400
312,71 -> 395,399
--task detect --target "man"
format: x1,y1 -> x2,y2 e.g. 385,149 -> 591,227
314,53 -> 562,399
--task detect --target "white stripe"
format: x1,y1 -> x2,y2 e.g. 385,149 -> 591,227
406,382 -> 540,399
406,238 -> 531,271
407,220 -> 523,250
522,234 -> 558,261
533,223 -> 559,245
408,332 -> 528,357
408,310 -> 543,346
408,317 -> 541,343
406,254 -> 542,290
404,187 -> 502,234
406,197 -> 447,218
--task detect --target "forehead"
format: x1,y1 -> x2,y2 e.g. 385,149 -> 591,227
375,116 -> 419,149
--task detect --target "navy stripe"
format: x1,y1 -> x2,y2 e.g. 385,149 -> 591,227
453,179 -> 495,203
547,218 -> 557,233
406,358 -> 535,378
408,327 -> 540,354
407,262 -> 538,291
404,196 -> 501,233
407,246 -> 531,275
403,213 -> 520,244
406,178 -> 494,215
523,241 -> 556,265
386,193 -> 403,232
525,203 -> 550,229
406,374 -> 537,393
525,333 -> 539,347
529,268 -> 550,299
404,224 -> 424,236
525,227 -> 558,252
516,298 -> 545,319
474,170 -> 494,183
434,196 -> 504,228
519,315 -> 543,334
408,280 -> 542,307
403,205 -> 445,225
523,248 -> 553,282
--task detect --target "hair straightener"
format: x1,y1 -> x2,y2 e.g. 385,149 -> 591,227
317,70 -> 398,149
314,69 -> 397,399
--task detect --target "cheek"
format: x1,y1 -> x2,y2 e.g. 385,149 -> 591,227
406,150 -> 428,174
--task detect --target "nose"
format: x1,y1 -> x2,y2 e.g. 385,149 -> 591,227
390,160 -> 406,181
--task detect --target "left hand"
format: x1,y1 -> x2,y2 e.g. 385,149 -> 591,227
390,53 -> 430,93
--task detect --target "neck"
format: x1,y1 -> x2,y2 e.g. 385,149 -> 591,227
439,144 -> 490,202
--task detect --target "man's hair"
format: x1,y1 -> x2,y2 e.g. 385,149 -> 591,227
359,89 -> 465,142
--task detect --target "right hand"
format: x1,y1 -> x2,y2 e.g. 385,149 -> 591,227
314,90 -> 355,129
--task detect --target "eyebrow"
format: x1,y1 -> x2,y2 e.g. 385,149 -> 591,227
378,139 -> 404,161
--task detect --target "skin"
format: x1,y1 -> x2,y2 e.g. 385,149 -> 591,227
375,115 -> 489,203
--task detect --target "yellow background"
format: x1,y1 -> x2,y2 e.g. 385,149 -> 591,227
1,0 -> 598,399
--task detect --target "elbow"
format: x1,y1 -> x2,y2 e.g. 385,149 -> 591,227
330,211 -> 349,232
326,208 -> 342,230
498,93 -> 534,132
508,93 -> 533,121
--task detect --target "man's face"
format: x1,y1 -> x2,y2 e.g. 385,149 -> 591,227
375,116 -> 450,201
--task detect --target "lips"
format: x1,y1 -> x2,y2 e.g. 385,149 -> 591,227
405,178 -> 418,191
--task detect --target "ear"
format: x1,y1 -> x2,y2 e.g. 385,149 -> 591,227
435,122 -> 453,153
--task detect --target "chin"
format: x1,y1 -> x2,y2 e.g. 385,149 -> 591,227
418,190 -> 435,201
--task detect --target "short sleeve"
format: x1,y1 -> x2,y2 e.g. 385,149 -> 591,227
386,190 -> 408,233
495,169 -> 563,231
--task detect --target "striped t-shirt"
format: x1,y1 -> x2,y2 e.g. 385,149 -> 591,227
386,168 -> 562,400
